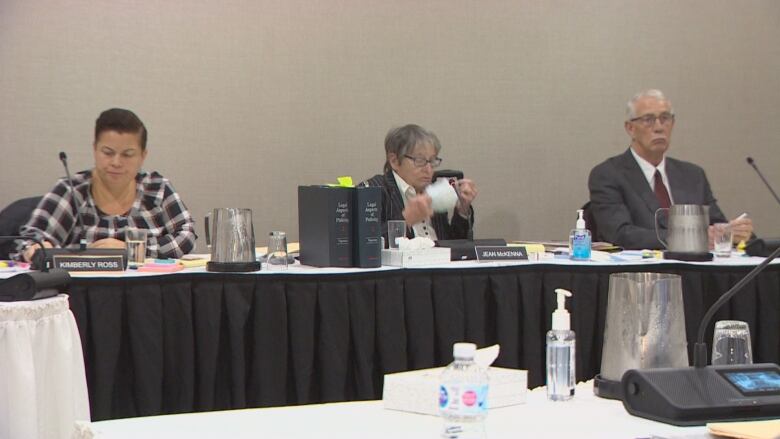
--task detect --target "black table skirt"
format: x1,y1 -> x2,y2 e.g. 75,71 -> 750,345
67,263 -> 780,421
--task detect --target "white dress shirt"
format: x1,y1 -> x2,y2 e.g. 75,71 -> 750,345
630,147 -> 674,204
392,171 -> 438,240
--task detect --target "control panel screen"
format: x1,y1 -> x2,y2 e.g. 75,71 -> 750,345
722,370 -> 780,395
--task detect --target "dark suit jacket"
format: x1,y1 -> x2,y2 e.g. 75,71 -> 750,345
362,170 -> 473,246
588,149 -> 727,250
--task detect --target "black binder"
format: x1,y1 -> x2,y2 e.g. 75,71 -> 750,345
298,186 -> 353,267
352,186 -> 382,268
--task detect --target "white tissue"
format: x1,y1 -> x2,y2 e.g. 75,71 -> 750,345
475,344 -> 501,369
425,178 -> 458,213
397,237 -> 436,250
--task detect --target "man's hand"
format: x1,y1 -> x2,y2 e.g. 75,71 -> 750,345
730,216 -> 753,243
454,178 -> 478,217
22,241 -> 53,262
88,238 -> 126,249
402,194 -> 434,225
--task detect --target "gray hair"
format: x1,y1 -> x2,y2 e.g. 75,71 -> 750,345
626,89 -> 674,120
383,124 -> 442,173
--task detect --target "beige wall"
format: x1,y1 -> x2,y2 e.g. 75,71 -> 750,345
2,0 -> 779,251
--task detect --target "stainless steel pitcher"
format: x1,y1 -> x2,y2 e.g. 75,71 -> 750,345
655,204 -> 710,253
595,272 -> 688,399
204,208 -> 261,272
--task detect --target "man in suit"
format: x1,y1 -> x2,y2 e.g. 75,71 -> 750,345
362,124 -> 477,247
588,89 -> 753,249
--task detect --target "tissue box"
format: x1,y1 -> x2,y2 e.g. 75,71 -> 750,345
381,248 -> 451,267
383,367 -> 527,416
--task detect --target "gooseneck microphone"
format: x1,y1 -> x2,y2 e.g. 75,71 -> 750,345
59,151 -> 88,249
746,156 -> 780,206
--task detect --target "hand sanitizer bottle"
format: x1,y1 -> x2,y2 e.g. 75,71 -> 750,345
569,209 -> 591,260
547,288 -> 575,401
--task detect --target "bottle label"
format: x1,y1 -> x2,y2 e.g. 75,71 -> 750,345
571,232 -> 591,259
439,384 -> 488,416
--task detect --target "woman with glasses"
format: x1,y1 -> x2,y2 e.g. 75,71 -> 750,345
361,124 -> 477,246
18,108 -> 196,261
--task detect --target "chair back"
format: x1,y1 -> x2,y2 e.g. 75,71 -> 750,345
0,196 -> 42,258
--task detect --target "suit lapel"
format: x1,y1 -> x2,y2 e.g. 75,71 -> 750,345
619,149 -> 661,216
383,171 -> 414,238
665,159 -> 689,205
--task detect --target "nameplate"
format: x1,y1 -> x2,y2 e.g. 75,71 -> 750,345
475,246 -> 528,261
52,255 -> 126,272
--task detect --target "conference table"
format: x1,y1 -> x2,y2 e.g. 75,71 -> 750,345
44,252 -> 779,422
74,381 -> 712,439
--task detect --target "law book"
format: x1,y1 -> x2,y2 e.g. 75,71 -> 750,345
352,186 -> 382,268
298,186 -> 353,267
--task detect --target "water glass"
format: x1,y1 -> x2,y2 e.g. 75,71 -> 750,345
712,223 -> 733,257
126,228 -> 148,267
387,220 -> 406,249
711,320 -> 752,365
266,231 -> 288,270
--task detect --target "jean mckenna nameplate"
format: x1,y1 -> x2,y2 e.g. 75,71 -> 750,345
475,246 -> 528,261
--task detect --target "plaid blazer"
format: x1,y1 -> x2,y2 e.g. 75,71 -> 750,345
362,170 -> 473,246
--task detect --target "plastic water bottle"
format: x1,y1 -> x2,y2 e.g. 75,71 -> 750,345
439,342 -> 489,439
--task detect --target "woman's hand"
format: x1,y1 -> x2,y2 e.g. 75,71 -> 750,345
402,194 -> 434,225
88,238 -> 126,249
22,241 -> 53,262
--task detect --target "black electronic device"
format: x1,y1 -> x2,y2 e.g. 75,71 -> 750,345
0,235 -> 70,301
433,169 -> 464,183
744,156 -> 780,257
621,364 -> 780,426
620,230 -> 780,425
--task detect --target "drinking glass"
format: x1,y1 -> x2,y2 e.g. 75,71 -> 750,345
711,320 -> 752,365
266,231 -> 288,270
126,228 -> 148,267
712,223 -> 733,257
387,220 -> 406,249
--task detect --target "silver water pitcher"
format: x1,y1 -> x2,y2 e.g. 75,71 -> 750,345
655,204 -> 710,254
594,272 -> 688,399
204,208 -> 262,272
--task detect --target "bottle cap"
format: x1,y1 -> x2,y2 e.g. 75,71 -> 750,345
552,288 -> 572,330
453,342 -> 477,359
576,209 -> 586,230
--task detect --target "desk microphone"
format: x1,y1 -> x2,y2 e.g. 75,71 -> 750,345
0,235 -> 70,301
746,157 -> 780,206
59,151 -> 88,250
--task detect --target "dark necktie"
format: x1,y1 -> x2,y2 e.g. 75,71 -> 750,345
654,169 -> 671,208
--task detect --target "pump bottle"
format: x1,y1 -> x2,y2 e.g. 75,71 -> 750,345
569,209 -> 591,260
546,288 -> 576,401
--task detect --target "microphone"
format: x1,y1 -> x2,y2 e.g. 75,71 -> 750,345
59,151 -> 88,249
0,235 -> 71,301
746,157 -> 780,206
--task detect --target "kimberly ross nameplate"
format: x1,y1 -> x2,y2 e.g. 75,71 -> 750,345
52,254 -> 126,272
475,246 -> 528,261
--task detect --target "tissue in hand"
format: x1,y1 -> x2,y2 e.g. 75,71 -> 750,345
425,179 -> 458,213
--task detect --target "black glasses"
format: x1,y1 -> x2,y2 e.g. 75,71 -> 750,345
630,112 -> 675,127
404,155 -> 443,168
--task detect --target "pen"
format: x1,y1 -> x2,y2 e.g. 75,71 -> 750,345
736,212 -> 748,220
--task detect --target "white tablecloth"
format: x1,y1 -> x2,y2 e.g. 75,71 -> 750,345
0,294 -> 90,439
74,381 -> 712,439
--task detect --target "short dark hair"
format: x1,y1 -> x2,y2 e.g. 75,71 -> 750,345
94,108 -> 148,150
384,124 -> 442,173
